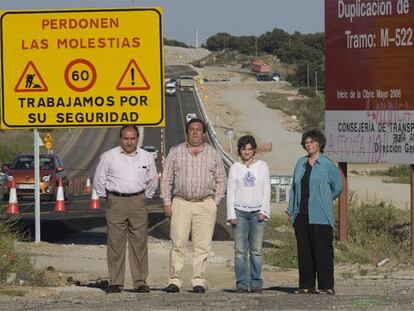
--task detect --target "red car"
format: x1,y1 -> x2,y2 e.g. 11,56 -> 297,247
3,154 -> 68,201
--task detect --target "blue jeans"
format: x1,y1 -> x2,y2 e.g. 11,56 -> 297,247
233,209 -> 266,290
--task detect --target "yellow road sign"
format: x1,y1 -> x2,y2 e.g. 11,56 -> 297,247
0,8 -> 164,129
44,141 -> 52,150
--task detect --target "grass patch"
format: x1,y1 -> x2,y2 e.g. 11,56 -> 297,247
258,92 -> 325,131
0,207 -> 50,287
265,195 -> 411,269
264,215 -> 297,269
258,91 -> 299,113
0,288 -> 27,296
369,165 -> 410,184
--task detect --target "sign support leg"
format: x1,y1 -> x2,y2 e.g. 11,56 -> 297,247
411,164 -> 414,256
338,162 -> 348,241
34,130 -> 41,243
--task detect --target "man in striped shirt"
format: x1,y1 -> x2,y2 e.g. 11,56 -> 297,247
161,118 -> 226,293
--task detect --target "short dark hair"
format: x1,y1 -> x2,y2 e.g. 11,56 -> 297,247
120,124 -> 139,138
237,135 -> 257,156
301,129 -> 326,153
185,118 -> 206,134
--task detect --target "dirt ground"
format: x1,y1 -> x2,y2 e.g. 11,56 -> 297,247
2,238 -> 414,310
1,48 -> 414,310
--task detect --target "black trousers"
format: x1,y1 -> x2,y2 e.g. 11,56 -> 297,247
293,213 -> 334,290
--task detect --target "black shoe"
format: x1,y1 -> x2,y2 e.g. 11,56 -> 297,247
193,286 -> 205,293
319,289 -> 335,295
295,288 -> 316,294
134,284 -> 150,293
165,284 -> 180,293
106,285 -> 121,293
250,288 -> 263,293
235,288 -> 248,293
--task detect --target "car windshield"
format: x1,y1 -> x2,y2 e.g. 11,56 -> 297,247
40,158 -> 54,170
12,156 -> 54,170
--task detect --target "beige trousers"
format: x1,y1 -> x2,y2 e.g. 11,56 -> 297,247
168,197 -> 217,288
106,193 -> 148,289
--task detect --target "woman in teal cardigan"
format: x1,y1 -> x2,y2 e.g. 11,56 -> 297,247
287,129 -> 342,295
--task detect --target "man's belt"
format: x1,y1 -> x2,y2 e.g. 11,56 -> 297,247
175,196 -> 212,202
107,190 -> 145,197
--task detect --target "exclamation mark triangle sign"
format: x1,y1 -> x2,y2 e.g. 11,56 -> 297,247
14,61 -> 48,92
116,60 -> 150,90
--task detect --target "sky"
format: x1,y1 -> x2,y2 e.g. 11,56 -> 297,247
0,0 -> 324,46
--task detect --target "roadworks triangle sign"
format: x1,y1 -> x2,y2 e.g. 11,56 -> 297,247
116,59 -> 150,90
14,61 -> 48,92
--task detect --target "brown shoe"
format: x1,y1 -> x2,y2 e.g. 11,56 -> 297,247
134,284 -> 150,293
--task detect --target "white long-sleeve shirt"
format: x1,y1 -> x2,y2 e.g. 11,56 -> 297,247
93,146 -> 158,198
226,160 -> 271,221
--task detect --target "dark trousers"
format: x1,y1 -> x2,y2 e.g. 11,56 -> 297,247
293,213 -> 334,290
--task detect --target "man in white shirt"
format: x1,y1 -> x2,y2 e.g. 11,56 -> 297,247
94,125 -> 158,294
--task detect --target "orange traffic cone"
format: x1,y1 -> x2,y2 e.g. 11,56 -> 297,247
89,188 -> 101,210
84,177 -> 92,193
54,178 -> 66,212
6,179 -> 20,215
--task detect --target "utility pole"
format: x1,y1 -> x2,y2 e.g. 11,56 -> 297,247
195,28 -> 199,49
315,71 -> 318,93
255,37 -> 258,57
307,64 -> 310,88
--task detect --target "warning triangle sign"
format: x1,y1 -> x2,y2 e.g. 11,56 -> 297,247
116,60 -> 150,91
14,61 -> 48,92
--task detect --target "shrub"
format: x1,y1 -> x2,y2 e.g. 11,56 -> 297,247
297,95 -> 325,131
265,194 -> 411,268
298,87 -> 316,97
0,207 -> 49,287
336,199 -> 410,263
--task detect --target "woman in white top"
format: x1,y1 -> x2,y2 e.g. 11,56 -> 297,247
227,135 -> 271,293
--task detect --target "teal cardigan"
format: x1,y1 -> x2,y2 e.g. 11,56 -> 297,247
287,154 -> 342,227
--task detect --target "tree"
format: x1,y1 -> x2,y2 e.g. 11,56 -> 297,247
258,28 -> 289,55
205,32 -> 235,51
164,38 -> 189,48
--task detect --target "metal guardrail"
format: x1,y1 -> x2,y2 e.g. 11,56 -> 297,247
194,84 -> 292,202
270,175 -> 292,203
194,84 -> 234,167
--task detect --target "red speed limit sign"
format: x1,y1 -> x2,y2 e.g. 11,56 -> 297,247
64,58 -> 97,92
